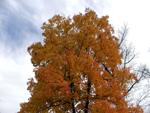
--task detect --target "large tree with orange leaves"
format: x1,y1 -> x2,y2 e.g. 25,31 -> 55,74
19,9 -> 143,113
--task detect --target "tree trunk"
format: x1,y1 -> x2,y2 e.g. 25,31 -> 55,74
70,82 -> 76,113
84,79 -> 91,113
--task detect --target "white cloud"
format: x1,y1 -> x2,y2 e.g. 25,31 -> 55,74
106,0 -> 150,66
0,43 -> 33,113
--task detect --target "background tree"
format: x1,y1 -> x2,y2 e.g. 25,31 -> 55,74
118,25 -> 150,113
19,9 -> 143,113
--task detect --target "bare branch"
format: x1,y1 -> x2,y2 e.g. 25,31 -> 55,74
118,24 -> 128,48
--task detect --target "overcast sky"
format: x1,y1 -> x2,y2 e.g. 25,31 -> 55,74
0,0 -> 150,113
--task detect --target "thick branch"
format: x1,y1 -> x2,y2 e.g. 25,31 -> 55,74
127,69 -> 145,93
102,63 -> 113,77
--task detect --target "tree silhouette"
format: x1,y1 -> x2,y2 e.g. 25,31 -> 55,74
19,9 -> 143,113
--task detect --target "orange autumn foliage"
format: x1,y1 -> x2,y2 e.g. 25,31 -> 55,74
18,9 -> 143,113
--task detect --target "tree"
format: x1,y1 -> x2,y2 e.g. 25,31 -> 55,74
117,25 -> 150,113
18,9 -> 143,113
